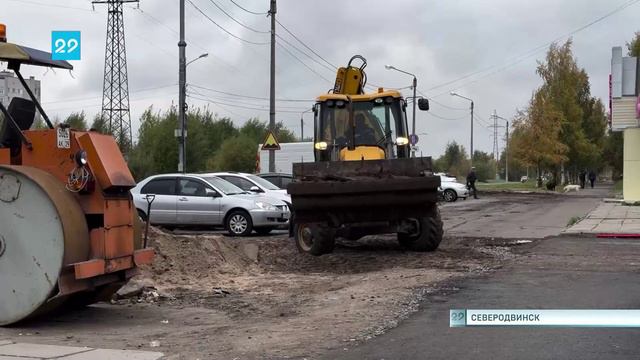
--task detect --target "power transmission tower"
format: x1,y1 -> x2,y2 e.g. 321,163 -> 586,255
489,110 -> 509,182
93,0 -> 139,151
489,110 -> 504,180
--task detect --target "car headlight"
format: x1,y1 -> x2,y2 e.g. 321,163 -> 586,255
254,201 -> 276,211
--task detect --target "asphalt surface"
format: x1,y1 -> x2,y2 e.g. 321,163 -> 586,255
328,184 -> 640,360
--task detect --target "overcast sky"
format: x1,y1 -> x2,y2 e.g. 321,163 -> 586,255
2,0 -> 639,157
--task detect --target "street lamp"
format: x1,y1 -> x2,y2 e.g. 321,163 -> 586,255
186,53 -> 208,66
385,64 -> 417,157
177,52 -> 208,173
450,91 -> 474,166
300,108 -> 313,141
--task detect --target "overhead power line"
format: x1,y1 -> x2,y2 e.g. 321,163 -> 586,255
426,112 -> 469,121
6,0 -> 94,12
187,94 -> 308,113
426,0 -> 640,95
417,90 -> 468,111
187,89 -> 309,110
275,19 -> 337,70
228,0 -> 268,15
189,84 -> 314,102
187,0 -> 269,45
276,42 -> 334,84
43,84 -> 177,105
276,34 -> 335,73
205,0 -> 270,33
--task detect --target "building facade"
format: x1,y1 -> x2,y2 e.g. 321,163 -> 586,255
611,46 -> 640,203
0,70 -> 41,124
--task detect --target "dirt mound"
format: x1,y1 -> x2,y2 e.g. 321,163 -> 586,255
138,228 -> 259,292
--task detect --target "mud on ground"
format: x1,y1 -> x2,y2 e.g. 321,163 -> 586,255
97,227 -> 531,359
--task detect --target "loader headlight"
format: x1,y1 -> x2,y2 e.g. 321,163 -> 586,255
254,201 -> 276,211
75,150 -> 88,167
396,137 -> 409,146
314,141 -> 328,150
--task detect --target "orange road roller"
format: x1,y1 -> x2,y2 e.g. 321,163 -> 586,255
0,25 -> 153,325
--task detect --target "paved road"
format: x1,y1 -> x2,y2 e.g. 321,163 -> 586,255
440,185 -> 610,238
328,184 -> 640,360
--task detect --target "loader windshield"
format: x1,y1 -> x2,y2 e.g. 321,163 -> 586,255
315,97 -> 409,160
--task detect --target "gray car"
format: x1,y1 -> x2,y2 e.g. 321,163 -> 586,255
131,174 -> 290,236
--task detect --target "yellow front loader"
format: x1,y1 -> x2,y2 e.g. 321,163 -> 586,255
287,56 -> 443,256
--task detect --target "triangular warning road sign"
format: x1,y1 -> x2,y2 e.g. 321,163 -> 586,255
261,131 -> 281,150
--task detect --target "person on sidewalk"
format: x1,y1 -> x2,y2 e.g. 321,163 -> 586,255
466,167 -> 479,199
579,170 -> 586,189
588,170 -> 596,188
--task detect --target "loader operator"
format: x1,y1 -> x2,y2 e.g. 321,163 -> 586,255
354,113 -> 377,145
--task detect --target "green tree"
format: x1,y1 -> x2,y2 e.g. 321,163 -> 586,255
128,107 -> 178,179
208,136 -> 257,172
510,92 -> 568,187
434,141 -> 469,178
627,31 -> 640,57
472,150 -> 495,182
89,114 -> 110,134
63,111 -> 88,130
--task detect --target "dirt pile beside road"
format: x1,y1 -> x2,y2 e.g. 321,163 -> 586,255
137,227 -> 259,293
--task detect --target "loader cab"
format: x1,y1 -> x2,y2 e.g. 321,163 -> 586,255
313,91 -> 410,162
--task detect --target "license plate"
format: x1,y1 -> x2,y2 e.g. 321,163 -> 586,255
57,127 -> 70,149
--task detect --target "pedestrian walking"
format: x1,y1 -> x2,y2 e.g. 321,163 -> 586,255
467,167 -> 478,199
579,170 -> 586,189
588,170 -> 596,189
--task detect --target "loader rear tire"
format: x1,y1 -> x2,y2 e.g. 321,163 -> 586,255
398,209 -> 443,252
294,223 -> 335,256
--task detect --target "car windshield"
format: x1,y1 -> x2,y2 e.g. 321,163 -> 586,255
202,177 -> 246,195
317,98 -> 407,148
247,174 -> 280,190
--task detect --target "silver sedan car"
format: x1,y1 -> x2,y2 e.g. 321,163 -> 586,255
131,174 -> 290,236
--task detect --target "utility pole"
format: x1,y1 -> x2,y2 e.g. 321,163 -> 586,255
268,0 -> 277,173
492,110 -> 499,180
178,0 -> 186,173
300,117 -> 304,141
450,92 -> 474,166
492,112 -> 509,182
470,100 -> 474,165
505,119 -> 509,182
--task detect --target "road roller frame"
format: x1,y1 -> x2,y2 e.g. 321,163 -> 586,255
0,29 -> 153,325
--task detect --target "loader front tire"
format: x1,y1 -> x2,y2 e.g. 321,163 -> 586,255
294,223 -> 335,256
398,209 -> 443,252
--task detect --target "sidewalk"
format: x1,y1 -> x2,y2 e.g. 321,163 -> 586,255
564,200 -> 640,234
0,340 -> 163,360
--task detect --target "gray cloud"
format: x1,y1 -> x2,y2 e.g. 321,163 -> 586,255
3,0 -> 639,156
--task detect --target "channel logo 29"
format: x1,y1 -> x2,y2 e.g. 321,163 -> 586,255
51,31 -> 81,61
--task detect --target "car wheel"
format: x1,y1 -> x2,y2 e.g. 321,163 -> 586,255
226,210 -> 253,236
443,189 -> 458,202
137,209 -> 148,222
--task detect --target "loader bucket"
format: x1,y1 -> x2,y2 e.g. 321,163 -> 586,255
287,157 -> 440,226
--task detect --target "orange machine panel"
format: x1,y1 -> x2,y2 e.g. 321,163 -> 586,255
78,132 -> 136,190
104,199 -> 134,227
103,226 -> 134,259
0,148 -> 9,165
